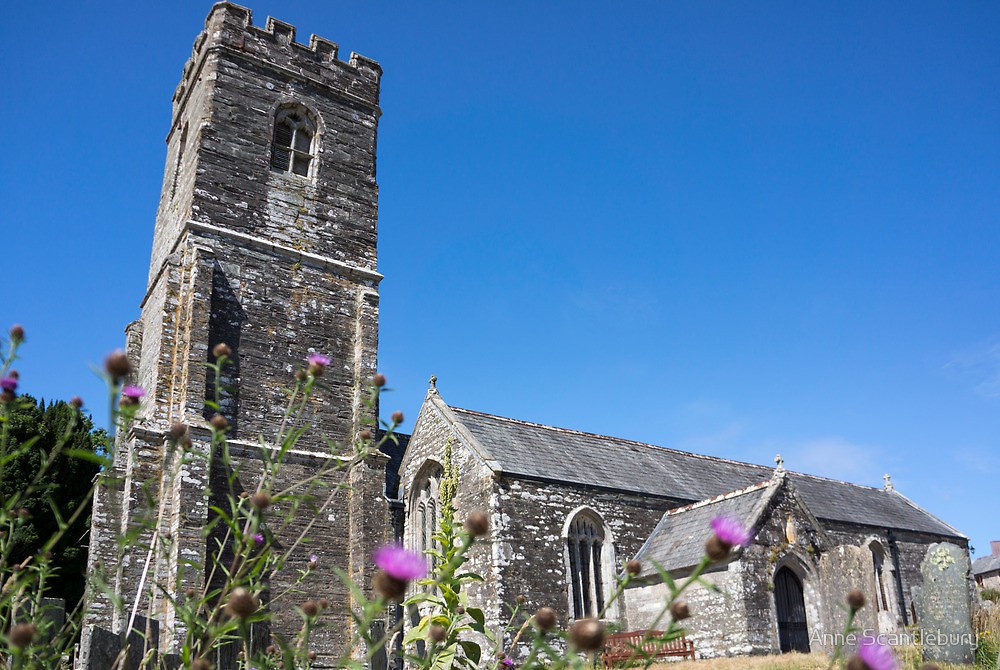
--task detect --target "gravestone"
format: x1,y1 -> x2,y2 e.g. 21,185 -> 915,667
80,617 -> 160,670
914,542 -> 975,664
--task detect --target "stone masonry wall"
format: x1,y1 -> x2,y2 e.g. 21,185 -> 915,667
625,566 -> 750,658
494,479 -> 680,637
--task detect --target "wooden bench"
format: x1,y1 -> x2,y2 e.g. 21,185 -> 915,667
601,629 -> 695,667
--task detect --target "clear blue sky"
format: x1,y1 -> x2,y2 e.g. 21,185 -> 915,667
2,2 -> 998,557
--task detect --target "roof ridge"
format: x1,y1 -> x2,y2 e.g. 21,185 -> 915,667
448,406 -> 888,493
663,480 -> 774,517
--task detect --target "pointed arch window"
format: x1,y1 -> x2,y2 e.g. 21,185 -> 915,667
565,509 -> 615,619
870,541 -> 894,615
409,462 -> 443,576
270,106 -> 317,177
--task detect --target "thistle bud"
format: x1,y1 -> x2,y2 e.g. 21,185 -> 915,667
168,422 -> 189,440
533,607 -> 557,632
301,600 -> 320,617
70,396 -> 84,409
9,324 -> 25,343
212,342 -> 231,359
570,618 -> 605,651
372,373 -> 387,387
464,511 -> 489,537
250,492 -> 272,510
104,350 -> 131,380
210,414 -> 229,431
625,560 -> 642,576
9,623 -> 37,648
225,587 -> 259,618
516,595 -> 526,604
319,598 -> 330,610
391,410 -> 404,425
308,650 -> 318,661
429,624 -> 447,643
670,601 -> 691,621
846,589 -> 866,612
373,570 -> 407,600
359,429 -> 373,442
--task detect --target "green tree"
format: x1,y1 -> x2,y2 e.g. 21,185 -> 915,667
0,394 -> 104,612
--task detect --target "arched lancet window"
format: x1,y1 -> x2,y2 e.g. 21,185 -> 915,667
564,509 -> 615,620
409,462 -> 442,576
270,106 -> 317,177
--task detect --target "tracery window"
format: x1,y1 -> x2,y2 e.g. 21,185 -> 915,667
410,462 -> 442,576
270,106 -> 317,177
565,509 -> 614,619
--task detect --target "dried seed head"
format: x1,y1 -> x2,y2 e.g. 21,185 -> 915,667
168,422 -> 189,440
210,414 -> 229,431
225,587 -> 259,618
301,600 -> 320,617
625,560 -> 642,576
250,492 -> 272,510
533,607 -> 557,632
70,396 -> 84,409
464,511 -> 489,537
9,324 -> 25,342
670,601 -> 691,621
846,589 -> 866,612
391,410 -> 404,425
104,350 -> 131,380
570,618 -> 605,652
373,570 -> 408,600
372,373 -> 387,387
429,624 -> 447,643
705,535 -> 731,561
9,623 -> 37,648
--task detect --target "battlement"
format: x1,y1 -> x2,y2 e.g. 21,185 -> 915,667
171,3 -> 381,121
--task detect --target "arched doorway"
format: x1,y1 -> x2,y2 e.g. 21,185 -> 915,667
774,566 -> 810,653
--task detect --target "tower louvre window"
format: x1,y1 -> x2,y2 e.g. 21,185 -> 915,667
270,107 -> 317,177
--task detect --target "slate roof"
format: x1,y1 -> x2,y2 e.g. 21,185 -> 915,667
973,553 -> 1000,576
635,481 -> 774,571
444,404 -> 963,538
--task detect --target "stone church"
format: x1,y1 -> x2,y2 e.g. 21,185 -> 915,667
80,3 -> 975,666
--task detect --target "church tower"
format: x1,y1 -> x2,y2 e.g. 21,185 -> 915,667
82,3 -> 388,663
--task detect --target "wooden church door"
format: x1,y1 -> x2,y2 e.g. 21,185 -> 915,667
774,566 -> 811,653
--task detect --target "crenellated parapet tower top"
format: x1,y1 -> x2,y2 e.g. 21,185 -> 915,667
171,2 -> 381,127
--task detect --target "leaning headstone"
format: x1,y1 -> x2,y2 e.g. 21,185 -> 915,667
82,626 -> 122,670
915,542 -> 975,664
123,616 -> 160,669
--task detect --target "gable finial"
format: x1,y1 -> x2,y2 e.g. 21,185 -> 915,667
883,473 -> 894,492
429,374 -> 437,391
774,453 -> 786,476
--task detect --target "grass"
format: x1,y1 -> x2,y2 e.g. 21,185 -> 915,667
648,652 -> 978,670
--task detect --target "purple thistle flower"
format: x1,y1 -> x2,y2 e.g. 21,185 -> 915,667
373,544 -> 426,581
856,638 -> 898,670
710,515 -> 752,548
309,553 -> 319,567
0,377 -> 17,392
254,533 -> 265,545
501,658 -> 514,667
307,353 -> 330,367
122,385 -> 146,400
